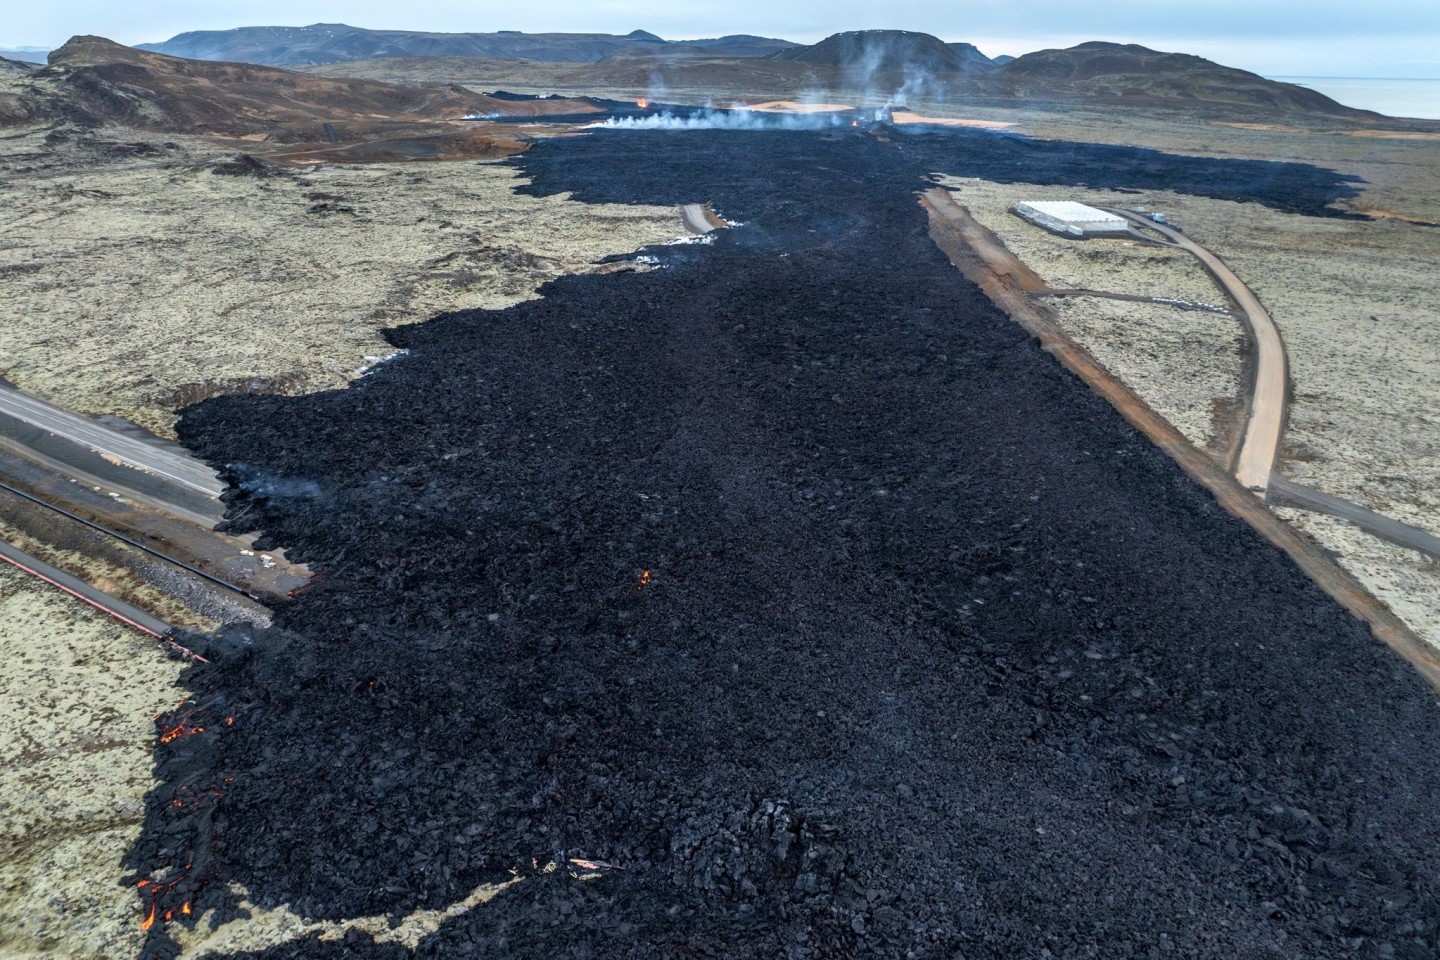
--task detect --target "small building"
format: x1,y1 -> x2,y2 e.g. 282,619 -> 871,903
1014,201 -> 1129,238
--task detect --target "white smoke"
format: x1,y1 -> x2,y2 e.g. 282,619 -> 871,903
587,108 -> 848,132
594,32 -> 954,133
877,66 -> 941,119
647,69 -> 670,106
834,34 -> 949,121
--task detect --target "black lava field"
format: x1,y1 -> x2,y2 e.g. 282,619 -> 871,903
135,129 -> 1440,959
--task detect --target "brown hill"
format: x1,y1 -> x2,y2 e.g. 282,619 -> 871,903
309,54 -> 823,106
5,36 -> 600,140
770,30 -> 983,75
986,42 -> 1375,118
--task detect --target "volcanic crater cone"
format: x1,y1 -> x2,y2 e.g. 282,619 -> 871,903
769,29 -> 982,74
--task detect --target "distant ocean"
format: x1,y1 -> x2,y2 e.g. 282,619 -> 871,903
1269,77 -> 1440,120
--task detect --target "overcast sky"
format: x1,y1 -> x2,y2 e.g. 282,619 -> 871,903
5,0 -> 1439,78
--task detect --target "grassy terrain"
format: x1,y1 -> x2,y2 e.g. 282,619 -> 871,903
0,128 -> 681,438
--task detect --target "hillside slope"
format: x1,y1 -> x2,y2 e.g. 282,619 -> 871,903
946,42 -> 998,72
987,41 -> 1372,117
3,36 -> 599,138
138,24 -> 797,68
770,30 -> 986,75
0,56 -> 36,77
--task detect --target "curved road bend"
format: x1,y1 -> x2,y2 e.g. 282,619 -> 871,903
680,202 -> 722,235
1104,209 -> 1289,495
0,385 -> 225,500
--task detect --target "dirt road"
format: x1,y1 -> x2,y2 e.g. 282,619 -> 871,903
923,188 -> 1439,689
680,202 -> 723,234
1105,210 -> 1289,493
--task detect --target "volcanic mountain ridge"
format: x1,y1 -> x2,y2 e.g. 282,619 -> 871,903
0,36 -> 600,142
769,29 -> 988,74
138,23 -> 799,68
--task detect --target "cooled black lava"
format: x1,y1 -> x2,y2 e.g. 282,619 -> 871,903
132,130 -> 1439,959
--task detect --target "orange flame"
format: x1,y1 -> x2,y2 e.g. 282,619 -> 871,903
636,98 -> 650,109
140,903 -> 156,931
182,902 -> 192,917
638,569 -> 652,589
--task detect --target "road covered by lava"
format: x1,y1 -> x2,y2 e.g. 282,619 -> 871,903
136,129 -> 1440,958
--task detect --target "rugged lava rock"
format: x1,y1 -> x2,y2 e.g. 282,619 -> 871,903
135,130 -> 1440,959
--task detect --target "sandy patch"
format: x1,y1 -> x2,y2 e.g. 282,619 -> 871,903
1353,208 -> 1440,227
743,100 -> 854,114
890,112 -> 1015,129
1343,130 -> 1440,141
1209,121 -> 1303,133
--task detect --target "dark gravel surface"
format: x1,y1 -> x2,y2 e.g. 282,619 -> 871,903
130,130 -> 1439,959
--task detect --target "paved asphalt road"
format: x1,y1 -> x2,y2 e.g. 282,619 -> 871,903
0,384 -> 225,499
1269,476 -> 1440,560
1105,209 -> 1289,495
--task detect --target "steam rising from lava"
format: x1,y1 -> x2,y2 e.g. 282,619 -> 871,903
590,107 -> 852,132
601,54 -> 944,132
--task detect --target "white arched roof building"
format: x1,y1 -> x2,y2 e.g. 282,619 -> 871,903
1014,201 -> 1130,237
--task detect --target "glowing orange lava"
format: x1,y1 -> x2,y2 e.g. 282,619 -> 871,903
159,721 -> 205,743
140,904 -> 156,931
636,98 -> 650,109
638,569 -> 652,589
